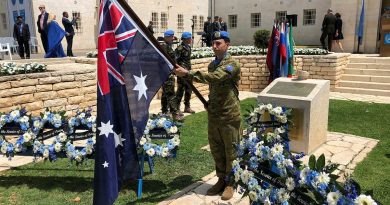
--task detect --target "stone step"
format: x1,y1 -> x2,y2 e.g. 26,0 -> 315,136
334,87 -> 390,97
347,63 -> 390,70
349,57 -> 390,64
343,68 -> 390,76
341,74 -> 390,83
339,80 -> 390,91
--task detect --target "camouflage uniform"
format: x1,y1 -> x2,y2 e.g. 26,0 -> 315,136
161,42 -> 178,115
188,54 -> 241,179
175,42 -> 192,110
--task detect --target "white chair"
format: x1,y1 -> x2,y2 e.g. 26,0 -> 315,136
0,43 -> 13,60
30,37 -> 39,54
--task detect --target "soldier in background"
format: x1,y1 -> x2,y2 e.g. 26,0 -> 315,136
161,30 -> 183,121
203,17 -> 213,46
173,31 -> 241,201
175,32 -> 195,114
212,16 -> 221,32
219,17 -> 227,31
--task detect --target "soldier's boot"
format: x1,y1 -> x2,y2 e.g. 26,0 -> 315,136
221,186 -> 234,201
184,106 -> 195,114
172,114 -> 184,121
206,178 -> 225,196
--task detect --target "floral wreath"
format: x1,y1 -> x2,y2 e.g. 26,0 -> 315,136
0,108 -> 96,164
230,103 -> 379,205
139,114 -> 181,158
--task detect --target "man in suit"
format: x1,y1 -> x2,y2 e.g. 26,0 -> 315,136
13,16 -> 30,59
320,9 -> 336,51
36,5 -> 49,53
212,16 -> 221,32
62,11 -> 78,57
219,17 -> 227,31
147,21 -> 154,34
203,17 -> 213,46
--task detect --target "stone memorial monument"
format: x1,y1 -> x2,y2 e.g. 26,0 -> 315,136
258,77 -> 330,154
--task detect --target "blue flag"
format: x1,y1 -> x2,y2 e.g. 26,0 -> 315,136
94,0 -> 173,204
357,0 -> 365,45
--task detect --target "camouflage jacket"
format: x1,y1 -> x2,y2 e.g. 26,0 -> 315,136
161,42 -> 176,63
189,54 -> 241,121
175,43 -> 191,70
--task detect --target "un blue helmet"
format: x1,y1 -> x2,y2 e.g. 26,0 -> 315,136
212,31 -> 230,42
181,32 -> 192,39
164,29 -> 175,37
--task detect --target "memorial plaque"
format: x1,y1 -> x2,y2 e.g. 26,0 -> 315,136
267,82 -> 316,97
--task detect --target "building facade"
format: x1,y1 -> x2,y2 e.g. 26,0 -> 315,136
213,0 -> 384,53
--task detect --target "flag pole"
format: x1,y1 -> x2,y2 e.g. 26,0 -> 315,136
116,0 -> 208,108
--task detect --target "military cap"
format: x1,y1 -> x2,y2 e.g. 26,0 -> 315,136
181,32 -> 192,39
212,31 -> 230,41
164,29 -> 175,37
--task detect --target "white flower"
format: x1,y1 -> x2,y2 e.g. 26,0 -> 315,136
271,106 -> 283,115
249,191 -> 258,201
23,133 -> 32,143
172,137 -> 180,146
266,132 -> 275,141
157,118 -> 166,127
43,149 -> 49,158
15,146 -> 22,153
278,188 -> 290,201
354,195 -> 377,205
169,126 -> 178,134
258,104 -> 266,114
78,113 -> 86,119
234,168 -> 243,182
161,147 -> 169,157
19,116 -> 29,123
286,177 -> 295,191
139,137 -> 147,145
1,143 -> 7,153
10,110 -> 20,120
242,129 -> 248,136
87,116 -> 96,123
53,114 -> 62,121
86,147 -> 93,154
92,136 -> 96,144
59,133 -> 67,142
249,131 -> 257,139
146,148 -> 155,157
92,124 -> 96,132
284,159 -> 293,168
33,120 -> 42,128
240,170 -> 253,185
278,115 -> 288,123
232,159 -> 240,167
327,192 -> 340,205
264,198 -> 271,205
300,167 -> 311,181
75,154 -> 83,162
266,104 -> 273,111
271,143 -> 284,156
276,127 -> 285,134
143,128 -> 150,135
54,143 -> 62,152
316,172 -> 330,185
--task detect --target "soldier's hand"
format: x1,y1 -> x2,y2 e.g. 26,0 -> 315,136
173,64 -> 189,77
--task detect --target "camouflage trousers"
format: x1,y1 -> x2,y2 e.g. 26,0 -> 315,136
176,76 -> 193,109
208,117 -> 242,179
161,75 -> 178,114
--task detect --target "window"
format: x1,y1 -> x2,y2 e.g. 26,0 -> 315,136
251,13 -> 261,28
192,15 -> 198,31
199,16 -> 204,32
161,12 -> 168,30
72,11 -> 82,33
303,9 -> 316,25
151,12 -> 159,33
276,11 -> 287,21
0,13 -> 6,30
177,14 -> 184,33
228,15 -> 237,29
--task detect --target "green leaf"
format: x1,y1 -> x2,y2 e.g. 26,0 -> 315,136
316,154 -> 326,171
309,155 -> 316,170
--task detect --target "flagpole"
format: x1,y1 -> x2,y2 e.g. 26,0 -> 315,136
116,0 -> 209,108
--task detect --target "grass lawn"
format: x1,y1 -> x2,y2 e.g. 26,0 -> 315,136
0,99 -> 389,204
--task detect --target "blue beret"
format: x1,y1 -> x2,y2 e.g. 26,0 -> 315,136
164,30 -> 174,37
212,31 -> 230,41
181,32 -> 192,39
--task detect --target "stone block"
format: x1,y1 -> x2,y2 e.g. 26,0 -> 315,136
61,75 -> 75,82
241,80 -> 251,85
21,101 -> 44,111
241,72 -> 252,77
80,100 -> 97,108
39,77 -> 62,84
310,67 -> 322,72
68,96 -> 85,104
249,67 -> 261,73
53,82 -> 81,91
34,91 -> 58,101
24,72 -> 51,79
57,88 -> 82,98
11,94 -> 35,104
75,73 -> 96,81
10,79 -> 39,88
244,63 -> 257,68
0,106 -> 18,113
250,84 -> 259,89
316,63 -> 330,67
44,98 -> 68,107
249,76 -> 259,81
85,93 -> 97,101
36,84 -> 53,92
0,98 -> 13,108
82,86 -> 96,94
0,86 -> 36,97
82,80 -> 96,87
0,82 -> 11,89
241,68 -> 249,73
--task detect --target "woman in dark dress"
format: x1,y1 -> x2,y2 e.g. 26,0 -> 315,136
333,13 -> 344,52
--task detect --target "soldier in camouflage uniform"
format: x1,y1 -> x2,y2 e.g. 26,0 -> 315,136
173,31 -> 241,200
161,30 -> 183,121
175,32 -> 195,114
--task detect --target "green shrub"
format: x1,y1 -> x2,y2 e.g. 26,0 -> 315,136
253,30 -> 270,54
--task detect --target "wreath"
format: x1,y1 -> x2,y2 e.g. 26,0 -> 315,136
139,114 -> 181,158
230,103 -> 379,205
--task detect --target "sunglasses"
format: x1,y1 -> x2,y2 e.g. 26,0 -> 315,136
39,7 -> 44,9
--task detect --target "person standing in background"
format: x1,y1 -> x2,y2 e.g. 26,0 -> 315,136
13,16 -> 30,59
212,16 -> 221,32
147,21 -> 154,34
37,5 -> 49,53
320,9 -> 336,51
333,13 -> 344,52
219,17 -> 227,31
62,11 -> 78,57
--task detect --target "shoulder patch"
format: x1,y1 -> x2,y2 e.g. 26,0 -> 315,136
226,65 -> 233,72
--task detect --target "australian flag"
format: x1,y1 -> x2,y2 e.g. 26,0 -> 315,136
94,0 -> 173,204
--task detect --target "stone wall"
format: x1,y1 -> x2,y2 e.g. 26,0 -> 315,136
0,60 -> 96,115
0,53 -> 349,114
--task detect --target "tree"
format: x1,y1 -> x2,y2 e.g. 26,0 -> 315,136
253,30 -> 270,55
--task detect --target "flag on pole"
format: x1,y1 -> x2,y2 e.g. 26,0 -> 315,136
357,0 -> 365,45
279,22 -> 287,77
288,22 -> 295,77
266,24 -> 276,83
94,0 -> 173,204
272,24 -> 281,79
